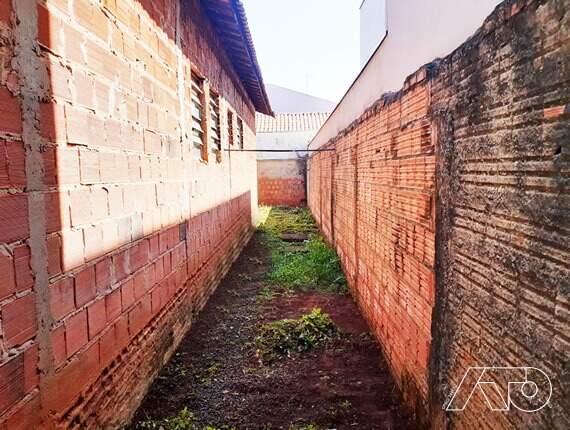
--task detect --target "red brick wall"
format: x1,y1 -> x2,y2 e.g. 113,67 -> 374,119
258,176 -> 306,207
0,0 -> 258,427
257,159 -> 307,207
308,74 -> 435,421
308,1 -> 568,427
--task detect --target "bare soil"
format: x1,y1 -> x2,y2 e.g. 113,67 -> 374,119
129,212 -> 412,429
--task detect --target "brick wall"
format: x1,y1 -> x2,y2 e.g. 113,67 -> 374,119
0,0 -> 258,428
258,158 -> 306,207
308,0 -> 569,427
308,75 -> 436,421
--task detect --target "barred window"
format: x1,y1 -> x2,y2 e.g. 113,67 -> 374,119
191,73 -> 206,160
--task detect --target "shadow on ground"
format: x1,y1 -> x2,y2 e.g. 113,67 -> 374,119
128,207 -> 412,430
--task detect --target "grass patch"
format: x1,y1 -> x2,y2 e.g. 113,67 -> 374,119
257,207 -> 347,294
269,237 -> 347,293
255,308 -> 338,363
258,207 -> 316,240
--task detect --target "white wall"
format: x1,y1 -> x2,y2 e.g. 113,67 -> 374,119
257,130 -> 316,160
310,0 -> 503,149
360,0 -> 387,67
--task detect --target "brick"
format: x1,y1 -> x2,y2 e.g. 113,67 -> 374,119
45,342 -> 99,412
23,345 -> 39,393
133,271 -> 146,299
52,324 -> 66,366
13,244 -> 33,292
50,277 -> 75,321
0,140 -> 26,188
0,194 -> 29,243
69,188 -> 91,226
61,228 -> 85,271
0,355 -> 24,415
2,293 -> 37,347
120,279 -> 135,311
47,234 -> 62,276
40,102 -> 67,142
79,149 -> 101,184
106,287 -> 122,321
114,250 -> 130,282
65,105 -> 89,146
87,298 -> 106,339
0,88 -> 22,135
74,265 -> 96,307
95,257 -> 112,293
91,187 -> 109,221
83,224 -> 104,262
0,251 -> 15,300
65,310 -> 88,357
99,325 -> 117,369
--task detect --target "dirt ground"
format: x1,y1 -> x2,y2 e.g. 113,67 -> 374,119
129,208 -> 412,430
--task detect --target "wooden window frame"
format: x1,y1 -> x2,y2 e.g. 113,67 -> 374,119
190,71 -> 208,162
209,90 -> 222,162
236,117 -> 244,149
227,110 -> 234,147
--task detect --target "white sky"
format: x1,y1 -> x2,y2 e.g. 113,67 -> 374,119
241,0 -> 362,103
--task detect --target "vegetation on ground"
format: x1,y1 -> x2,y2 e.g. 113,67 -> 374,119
258,207 -> 347,294
134,407 -> 234,430
255,308 -> 338,363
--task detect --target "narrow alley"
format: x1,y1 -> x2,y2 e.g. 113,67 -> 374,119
129,207 -> 411,429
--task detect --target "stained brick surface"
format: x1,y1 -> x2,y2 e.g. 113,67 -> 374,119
0,0 -> 257,427
308,0 -> 569,427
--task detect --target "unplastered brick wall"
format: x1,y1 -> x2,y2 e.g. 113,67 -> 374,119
258,159 -> 306,206
308,75 -> 436,422
308,0 -> 569,427
0,0 -> 258,428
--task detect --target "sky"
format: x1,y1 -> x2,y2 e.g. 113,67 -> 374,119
241,0 -> 362,104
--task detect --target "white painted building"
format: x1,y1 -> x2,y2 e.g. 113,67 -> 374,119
310,0 -> 503,149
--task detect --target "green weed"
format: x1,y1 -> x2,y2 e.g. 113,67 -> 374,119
134,408 -> 235,430
255,308 -> 338,363
269,237 -> 347,293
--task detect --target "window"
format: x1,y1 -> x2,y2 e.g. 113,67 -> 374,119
209,91 -> 221,161
227,110 -> 234,146
236,117 -> 244,149
191,72 -> 206,160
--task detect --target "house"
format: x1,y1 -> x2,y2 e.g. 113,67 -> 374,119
256,86 -> 333,206
0,0 -> 270,427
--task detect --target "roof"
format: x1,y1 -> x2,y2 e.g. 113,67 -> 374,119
202,0 -> 273,115
256,112 -> 330,133
265,84 -> 336,113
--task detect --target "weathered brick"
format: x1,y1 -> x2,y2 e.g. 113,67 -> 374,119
74,266 -> 96,307
50,277 -> 75,321
87,298 -> 106,339
0,251 -> 15,300
65,310 -> 88,357
2,294 -> 37,347
0,194 -> 29,243
0,355 -> 24,415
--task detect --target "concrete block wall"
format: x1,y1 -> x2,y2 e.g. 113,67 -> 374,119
257,158 -> 306,207
0,0 -> 258,428
308,0 -> 569,427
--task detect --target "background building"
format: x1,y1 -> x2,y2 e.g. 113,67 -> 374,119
256,86 -> 333,206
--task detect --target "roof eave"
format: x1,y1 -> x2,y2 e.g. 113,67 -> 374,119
202,0 -> 274,116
